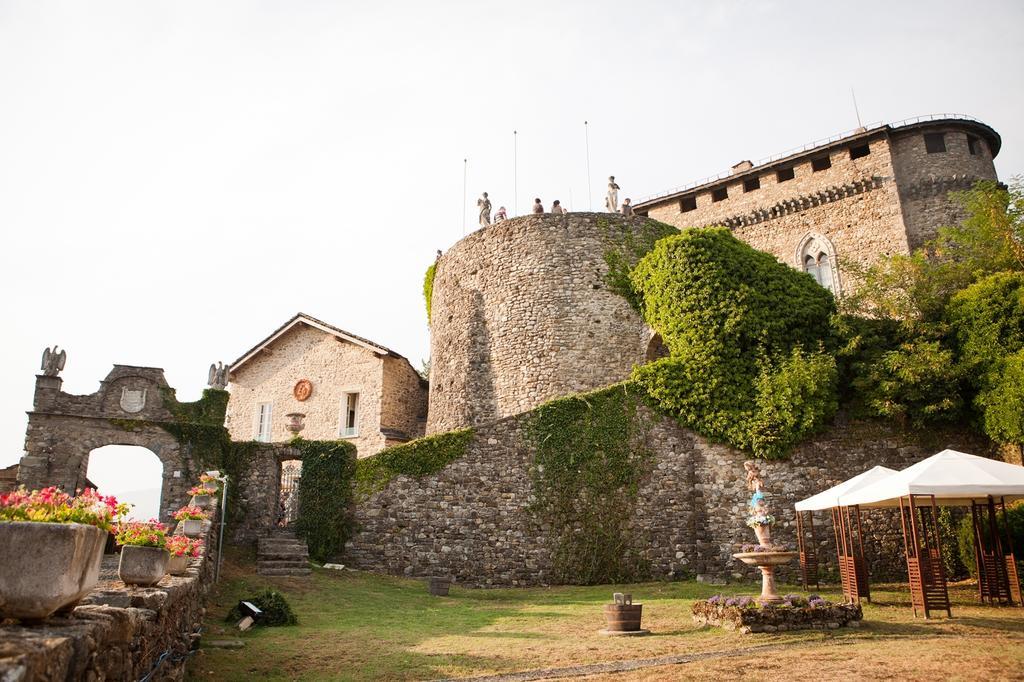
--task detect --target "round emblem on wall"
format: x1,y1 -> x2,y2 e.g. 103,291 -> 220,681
293,379 -> 313,402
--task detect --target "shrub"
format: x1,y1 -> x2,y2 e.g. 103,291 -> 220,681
423,262 -> 437,323
226,588 -> 297,626
977,351 -> 1024,445
948,272 -> 1024,378
853,340 -> 964,428
629,227 -> 837,458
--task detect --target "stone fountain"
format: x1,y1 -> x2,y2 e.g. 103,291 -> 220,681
731,462 -> 797,604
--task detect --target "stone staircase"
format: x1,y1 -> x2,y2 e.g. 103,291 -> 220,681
256,529 -> 311,577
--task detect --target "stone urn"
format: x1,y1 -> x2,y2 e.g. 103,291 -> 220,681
285,412 -> 306,434
167,553 -> 190,576
0,522 -> 107,620
753,524 -> 771,546
732,550 -> 799,604
180,519 -> 204,538
119,545 -> 170,586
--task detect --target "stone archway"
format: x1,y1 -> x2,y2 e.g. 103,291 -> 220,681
645,333 -> 670,362
18,362 -> 227,524
86,445 -> 164,521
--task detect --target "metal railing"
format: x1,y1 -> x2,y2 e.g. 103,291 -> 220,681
635,114 -> 988,205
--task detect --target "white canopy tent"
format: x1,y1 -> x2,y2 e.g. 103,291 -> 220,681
838,449 -> 1024,508
795,465 -> 898,511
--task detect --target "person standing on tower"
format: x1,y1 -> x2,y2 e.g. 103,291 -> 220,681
532,198 -> 544,214
605,176 -> 620,213
551,199 -> 565,215
620,198 -> 634,217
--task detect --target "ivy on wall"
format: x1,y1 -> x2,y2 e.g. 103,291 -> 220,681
599,217 -> 678,311
424,262 -> 437,323
525,383 -> 653,585
354,429 -> 474,499
628,227 -> 838,459
293,437 -> 357,563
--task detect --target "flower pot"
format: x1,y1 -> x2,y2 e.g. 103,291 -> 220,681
201,482 -> 219,493
167,553 -> 190,576
118,545 -> 170,586
753,525 -> 772,546
0,522 -> 107,620
428,577 -> 450,596
180,519 -> 204,538
192,494 -> 214,510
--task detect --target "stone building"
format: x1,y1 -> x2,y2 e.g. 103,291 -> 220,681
225,313 -> 428,456
634,115 -> 1001,297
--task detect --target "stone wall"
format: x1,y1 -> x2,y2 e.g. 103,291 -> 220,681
18,366 -> 205,524
345,405 -> 992,587
427,213 -> 657,434
226,322 -> 427,456
230,442 -> 300,542
0,510 -> 221,681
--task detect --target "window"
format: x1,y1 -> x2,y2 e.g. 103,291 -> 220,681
340,392 -> 359,438
776,167 -> 795,183
803,253 -> 835,292
680,196 -> 697,212
849,144 -> 870,160
967,135 -> 982,156
924,132 -> 946,153
797,233 -> 839,295
743,177 -> 761,193
811,155 -> 832,172
255,403 -> 273,442
711,187 -> 728,203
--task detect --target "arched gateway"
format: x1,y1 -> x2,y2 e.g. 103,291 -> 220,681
18,360 -> 229,524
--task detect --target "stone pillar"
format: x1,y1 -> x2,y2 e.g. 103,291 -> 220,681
32,374 -> 63,412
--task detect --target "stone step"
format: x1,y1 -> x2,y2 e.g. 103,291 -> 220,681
257,559 -> 310,570
258,543 -> 307,553
257,567 -> 312,577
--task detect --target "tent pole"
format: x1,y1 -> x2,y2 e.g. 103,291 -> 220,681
972,501 -> 985,603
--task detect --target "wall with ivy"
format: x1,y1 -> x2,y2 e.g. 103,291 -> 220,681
344,388 -> 989,586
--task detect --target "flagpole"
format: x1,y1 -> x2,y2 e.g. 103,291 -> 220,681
584,120 -> 592,211
462,158 -> 467,235
513,130 -> 518,217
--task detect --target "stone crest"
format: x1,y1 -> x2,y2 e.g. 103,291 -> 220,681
293,379 -> 313,402
119,388 -> 147,413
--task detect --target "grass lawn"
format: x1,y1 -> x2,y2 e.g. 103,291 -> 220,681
188,549 -> 1024,681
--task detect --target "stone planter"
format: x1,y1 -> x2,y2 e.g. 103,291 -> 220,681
753,524 -> 771,546
0,521 -> 107,620
180,519 -> 204,538
167,553 -> 190,576
118,545 -> 170,586
692,601 -> 863,633
428,577 -> 450,596
192,494 -> 214,510
201,481 -> 219,493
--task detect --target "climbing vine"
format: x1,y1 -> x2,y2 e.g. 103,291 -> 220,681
292,437 -> 357,563
354,428 -> 474,499
424,262 -> 437,323
525,383 -> 653,584
599,217 -> 678,311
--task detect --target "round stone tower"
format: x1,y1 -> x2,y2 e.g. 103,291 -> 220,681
426,212 -> 667,434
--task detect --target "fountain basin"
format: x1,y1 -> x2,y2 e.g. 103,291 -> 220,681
732,551 -> 798,566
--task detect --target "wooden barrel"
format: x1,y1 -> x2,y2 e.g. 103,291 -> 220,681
428,577 -> 450,596
603,604 -> 643,631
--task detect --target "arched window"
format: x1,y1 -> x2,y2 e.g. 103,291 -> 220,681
796,233 -> 840,296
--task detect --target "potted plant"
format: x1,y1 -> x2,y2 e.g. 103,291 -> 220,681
188,485 -> 215,510
174,506 -> 208,538
115,521 -> 170,586
0,487 -> 126,620
199,473 -> 220,494
165,535 -> 203,576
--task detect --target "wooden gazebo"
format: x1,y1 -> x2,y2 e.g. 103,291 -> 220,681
794,466 -> 896,603
840,450 -> 1024,618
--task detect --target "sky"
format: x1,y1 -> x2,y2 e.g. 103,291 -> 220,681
1,0 -> 1022,512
